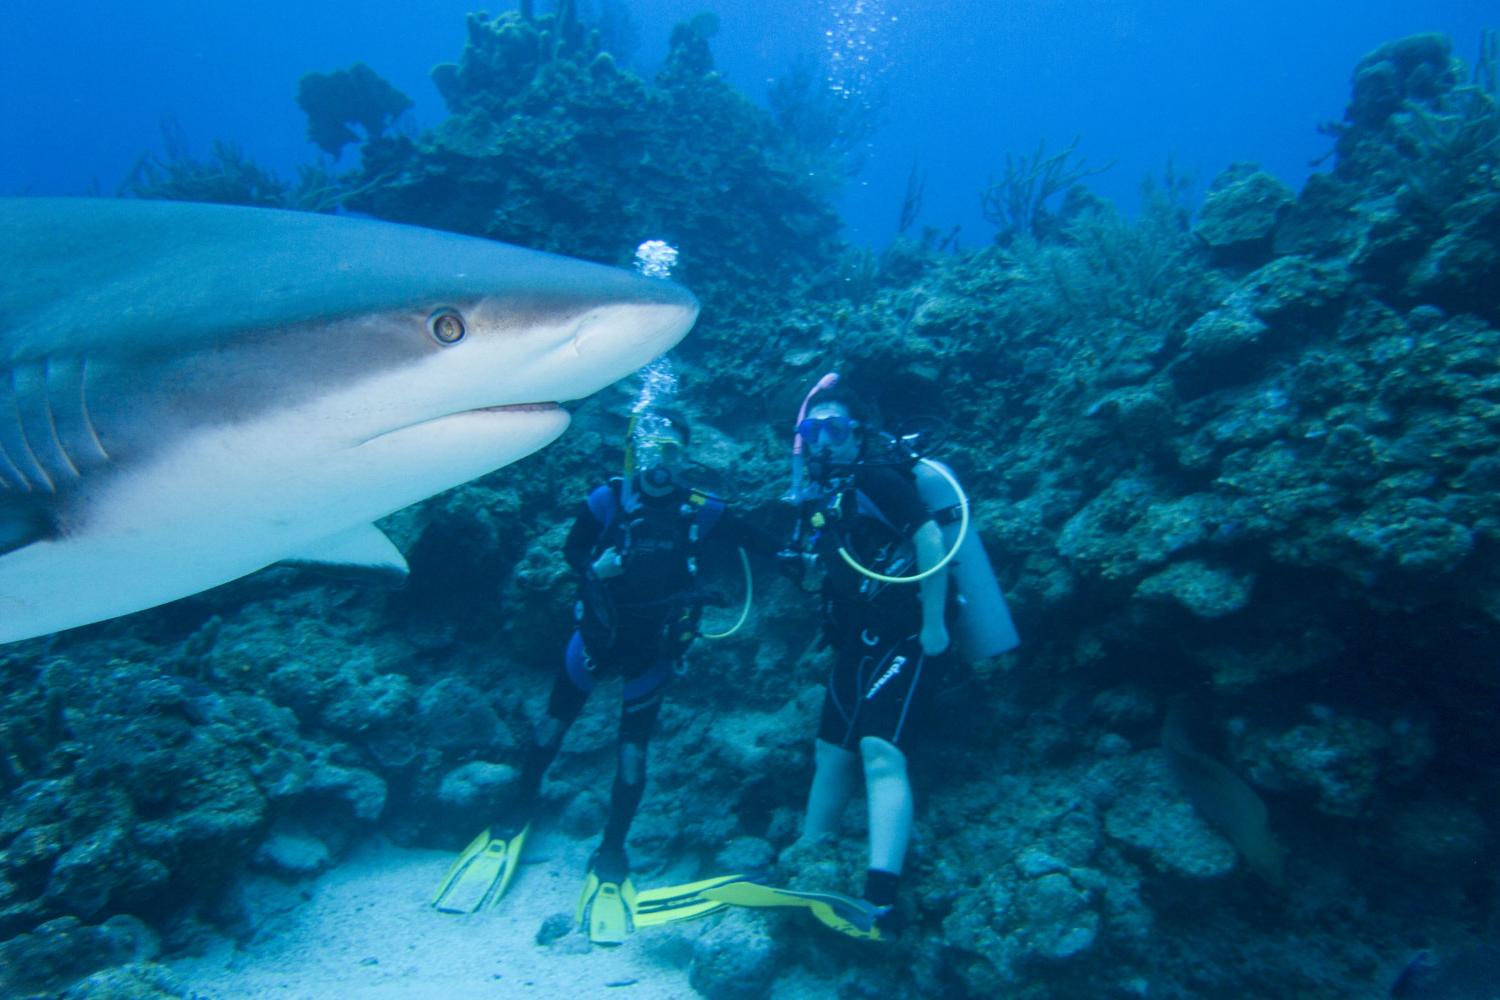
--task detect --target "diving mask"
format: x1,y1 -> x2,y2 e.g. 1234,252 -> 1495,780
633,434 -> 684,474
625,411 -> 686,497
797,415 -> 861,445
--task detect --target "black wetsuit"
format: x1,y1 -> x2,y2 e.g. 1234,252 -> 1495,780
811,464 -> 953,751
515,478 -> 760,853
551,480 -> 735,742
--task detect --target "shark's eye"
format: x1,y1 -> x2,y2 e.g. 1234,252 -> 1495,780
428,309 -> 466,345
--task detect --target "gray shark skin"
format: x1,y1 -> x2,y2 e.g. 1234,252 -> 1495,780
0,197 -> 698,644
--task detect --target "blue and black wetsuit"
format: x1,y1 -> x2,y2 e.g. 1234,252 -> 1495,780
555,480 -> 727,742
513,478 -> 758,854
813,465 -> 954,751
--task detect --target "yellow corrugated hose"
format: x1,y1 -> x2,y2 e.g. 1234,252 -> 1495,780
700,546 -> 753,639
836,458 -> 968,584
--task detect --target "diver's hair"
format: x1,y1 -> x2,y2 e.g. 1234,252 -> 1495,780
638,406 -> 691,446
809,386 -> 875,432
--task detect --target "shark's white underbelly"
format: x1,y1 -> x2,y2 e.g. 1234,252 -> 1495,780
0,401 -> 568,644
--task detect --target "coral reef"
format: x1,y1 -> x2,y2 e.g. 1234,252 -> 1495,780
120,119 -> 291,208
980,136 -> 1113,243
0,914 -> 181,998
1193,163 -> 1297,266
295,62 -> 413,157
350,10 -> 840,356
12,20 -> 1500,1000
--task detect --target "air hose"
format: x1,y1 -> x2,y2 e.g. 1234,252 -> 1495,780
835,458 -> 969,584
700,546 -> 753,639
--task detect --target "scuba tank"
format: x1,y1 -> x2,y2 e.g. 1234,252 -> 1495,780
910,458 -> 1019,659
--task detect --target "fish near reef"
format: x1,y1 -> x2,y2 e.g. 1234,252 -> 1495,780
0,198 -> 698,644
1161,698 -> 1287,886
1391,946 -> 1500,999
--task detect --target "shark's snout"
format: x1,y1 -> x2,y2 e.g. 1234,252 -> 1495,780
583,288 -> 699,350
566,289 -> 699,392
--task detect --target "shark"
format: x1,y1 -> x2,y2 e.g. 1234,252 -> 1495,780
0,197 -> 699,645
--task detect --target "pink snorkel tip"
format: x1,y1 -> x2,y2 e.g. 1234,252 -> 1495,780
793,372 -> 841,455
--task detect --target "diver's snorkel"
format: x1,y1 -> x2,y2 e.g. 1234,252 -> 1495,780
787,371 -> 841,502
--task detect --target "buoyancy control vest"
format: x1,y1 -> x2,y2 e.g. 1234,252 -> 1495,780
577,478 -> 726,659
799,458 -> 1019,661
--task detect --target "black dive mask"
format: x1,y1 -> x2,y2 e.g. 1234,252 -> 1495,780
637,466 -> 676,497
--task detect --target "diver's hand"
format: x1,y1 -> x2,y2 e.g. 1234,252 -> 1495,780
591,548 -> 624,579
775,549 -> 812,583
920,621 -> 950,656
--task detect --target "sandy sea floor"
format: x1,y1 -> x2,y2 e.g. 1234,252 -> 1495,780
166,832 -> 703,1000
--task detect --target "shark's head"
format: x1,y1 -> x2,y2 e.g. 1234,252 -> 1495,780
8,203 -> 704,529
356,283 -> 698,474
0,199 -> 703,645
273,238 -> 701,506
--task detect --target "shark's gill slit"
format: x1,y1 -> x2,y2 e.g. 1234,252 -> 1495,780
0,439 -> 25,491
38,360 -> 81,479
0,369 -> 51,492
0,370 -> 24,489
45,355 -> 106,471
77,357 -> 110,462
11,364 -> 60,491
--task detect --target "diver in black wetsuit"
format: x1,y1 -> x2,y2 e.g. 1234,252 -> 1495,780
789,387 -> 955,929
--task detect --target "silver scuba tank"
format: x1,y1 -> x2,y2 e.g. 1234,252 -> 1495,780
911,459 -> 1020,659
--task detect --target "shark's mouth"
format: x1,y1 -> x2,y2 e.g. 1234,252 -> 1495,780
470,402 -> 564,415
362,402 -> 565,446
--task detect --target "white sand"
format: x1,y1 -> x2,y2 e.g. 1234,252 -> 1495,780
167,832 -> 701,1000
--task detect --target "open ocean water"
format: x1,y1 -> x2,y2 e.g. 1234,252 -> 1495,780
4,1 -> 1491,242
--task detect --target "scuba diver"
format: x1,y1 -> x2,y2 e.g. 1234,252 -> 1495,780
781,377 -> 1017,934
433,407 -> 767,944
788,386 -> 947,931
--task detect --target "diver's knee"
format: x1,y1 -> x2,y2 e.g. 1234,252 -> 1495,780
534,714 -> 567,750
814,737 -> 858,772
859,736 -> 907,782
617,741 -> 647,786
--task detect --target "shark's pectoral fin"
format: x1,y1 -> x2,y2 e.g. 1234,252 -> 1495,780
0,499 -> 55,557
281,524 -> 409,584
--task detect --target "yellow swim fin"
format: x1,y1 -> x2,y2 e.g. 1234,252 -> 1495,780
431,822 -> 531,913
631,873 -> 743,928
576,849 -> 637,945
631,873 -> 884,940
698,880 -> 884,941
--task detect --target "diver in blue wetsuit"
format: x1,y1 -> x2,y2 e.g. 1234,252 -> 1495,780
432,408 -> 767,937
543,410 -> 721,873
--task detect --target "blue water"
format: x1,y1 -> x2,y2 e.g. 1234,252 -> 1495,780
2,0 -> 1492,244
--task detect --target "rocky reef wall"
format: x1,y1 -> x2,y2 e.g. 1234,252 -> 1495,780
3,18 -> 1499,1000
